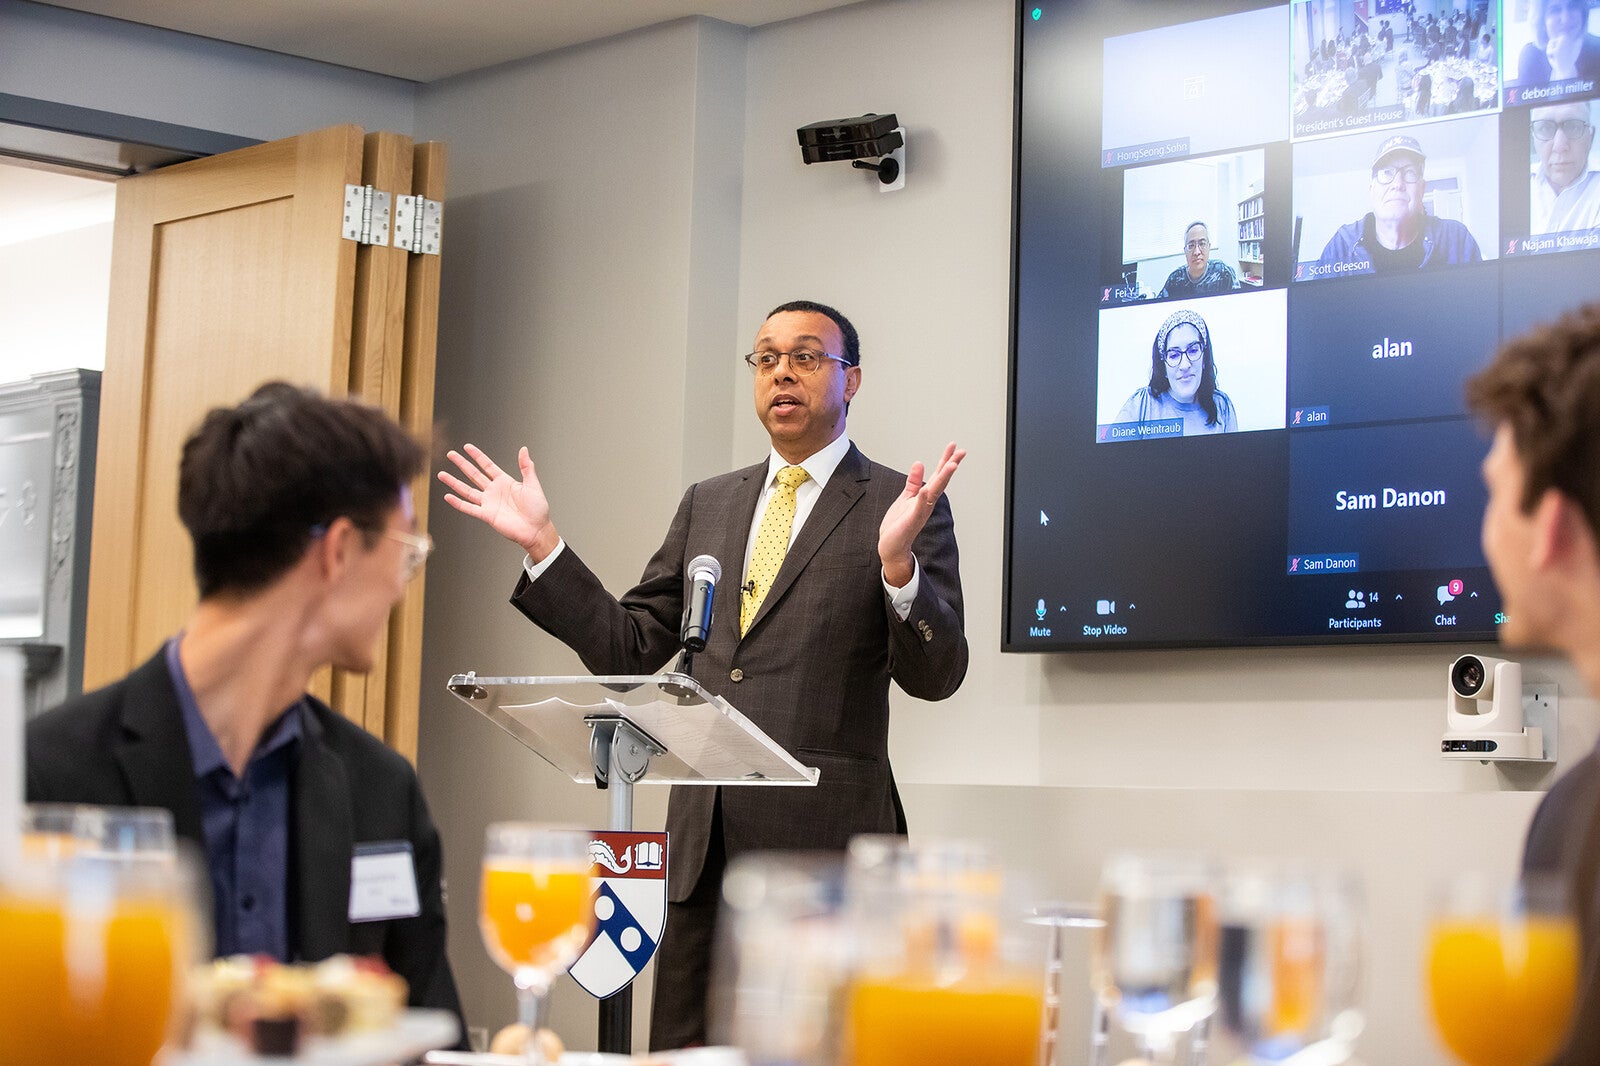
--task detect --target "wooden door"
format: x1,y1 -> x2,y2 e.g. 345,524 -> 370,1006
83,124 -> 444,760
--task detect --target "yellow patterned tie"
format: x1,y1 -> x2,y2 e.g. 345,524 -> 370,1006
742,465 -> 810,634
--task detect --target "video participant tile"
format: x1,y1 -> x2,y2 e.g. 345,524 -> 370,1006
1287,265 -> 1497,427
1286,419 -> 1490,576
1102,6 -> 1289,167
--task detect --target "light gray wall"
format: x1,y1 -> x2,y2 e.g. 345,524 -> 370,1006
0,0 -> 415,141
416,1 -> 1599,1062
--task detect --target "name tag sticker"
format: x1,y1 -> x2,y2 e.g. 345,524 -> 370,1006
349,841 -> 421,923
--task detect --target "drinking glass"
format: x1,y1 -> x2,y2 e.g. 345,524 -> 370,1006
843,836 -> 1046,1066
1214,867 -> 1365,1065
1093,853 -> 1219,1063
0,803 -> 203,1066
1425,872 -> 1578,1066
1024,901 -> 1105,1066
76,805 -> 176,857
478,822 -> 595,1064
19,803 -> 175,859
708,852 -> 850,1066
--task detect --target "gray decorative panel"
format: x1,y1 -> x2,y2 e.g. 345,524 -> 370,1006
0,370 -> 100,717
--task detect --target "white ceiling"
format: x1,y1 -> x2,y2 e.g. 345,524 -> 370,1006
35,0 -> 871,83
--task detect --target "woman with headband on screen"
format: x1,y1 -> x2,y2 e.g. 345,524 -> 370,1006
1116,309 -> 1239,436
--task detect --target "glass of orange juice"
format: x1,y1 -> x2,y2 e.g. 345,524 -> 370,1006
1425,871 -> 1578,1066
478,822 -> 595,1064
0,804 -> 203,1066
841,837 -> 1046,1066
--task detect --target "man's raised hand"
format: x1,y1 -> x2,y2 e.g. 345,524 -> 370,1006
878,442 -> 966,588
438,444 -> 561,562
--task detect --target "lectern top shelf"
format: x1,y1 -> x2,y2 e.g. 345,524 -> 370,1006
445,673 -> 820,787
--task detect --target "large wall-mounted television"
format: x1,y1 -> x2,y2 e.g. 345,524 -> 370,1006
1006,0 -> 1600,651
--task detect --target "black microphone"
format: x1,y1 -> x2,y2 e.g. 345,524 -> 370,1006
680,554 -> 722,653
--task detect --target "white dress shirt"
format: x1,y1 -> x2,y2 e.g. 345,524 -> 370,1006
1531,168 -> 1600,235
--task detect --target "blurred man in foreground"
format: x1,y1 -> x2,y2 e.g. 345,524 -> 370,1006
1466,302 -> 1600,1063
27,383 -> 464,1033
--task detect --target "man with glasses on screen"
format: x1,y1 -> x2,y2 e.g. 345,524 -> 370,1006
1316,134 -> 1483,273
1530,101 -> 1600,235
1157,221 -> 1238,298
439,300 -> 969,1049
1467,302 -> 1600,1064
26,383 -> 466,1037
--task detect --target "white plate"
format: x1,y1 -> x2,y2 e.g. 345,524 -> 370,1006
422,1049 -> 743,1065
425,1049 -> 630,1056
169,1008 -> 460,1065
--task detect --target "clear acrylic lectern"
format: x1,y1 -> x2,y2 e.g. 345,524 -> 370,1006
445,671 -> 818,1054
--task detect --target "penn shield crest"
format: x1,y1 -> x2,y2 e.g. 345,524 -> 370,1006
568,831 -> 668,999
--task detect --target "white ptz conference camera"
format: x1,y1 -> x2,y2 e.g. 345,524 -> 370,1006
1449,653 -> 1507,701
1442,654 -> 1556,762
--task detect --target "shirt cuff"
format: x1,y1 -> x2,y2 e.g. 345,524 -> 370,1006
522,538 -> 567,581
883,555 -> 921,622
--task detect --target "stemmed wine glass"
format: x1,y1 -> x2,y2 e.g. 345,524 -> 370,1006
1024,900 -> 1105,1066
1214,866 -> 1365,1065
478,823 -> 596,1064
709,851 -> 851,1065
1092,853 -> 1219,1063
1425,871 -> 1579,1066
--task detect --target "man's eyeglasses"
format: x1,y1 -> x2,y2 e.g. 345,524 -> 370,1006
1532,118 -> 1594,142
1372,164 -> 1423,185
1164,342 -> 1205,367
744,349 -> 850,375
1185,239 -> 1211,252
385,529 -> 433,581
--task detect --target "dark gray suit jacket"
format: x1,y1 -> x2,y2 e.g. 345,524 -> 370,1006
512,443 -> 968,901
1523,745 -> 1600,1065
25,651 -> 465,1030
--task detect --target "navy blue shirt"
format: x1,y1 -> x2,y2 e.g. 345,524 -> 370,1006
166,638 -> 303,960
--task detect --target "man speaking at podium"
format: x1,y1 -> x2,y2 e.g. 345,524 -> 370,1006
440,300 -> 968,1047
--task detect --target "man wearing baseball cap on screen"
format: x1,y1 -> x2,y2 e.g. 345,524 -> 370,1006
1316,133 -> 1484,273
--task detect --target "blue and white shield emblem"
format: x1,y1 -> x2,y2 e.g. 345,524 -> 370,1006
568,831 -> 668,999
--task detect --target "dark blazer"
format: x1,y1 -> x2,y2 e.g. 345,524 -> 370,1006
511,442 -> 968,901
1523,746 -> 1600,1065
25,651 -> 465,1029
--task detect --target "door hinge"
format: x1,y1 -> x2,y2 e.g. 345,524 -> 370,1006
393,195 -> 443,256
342,184 -> 392,246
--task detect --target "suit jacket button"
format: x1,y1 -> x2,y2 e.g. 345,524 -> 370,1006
917,620 -> 933,642
729,668 -> 744,682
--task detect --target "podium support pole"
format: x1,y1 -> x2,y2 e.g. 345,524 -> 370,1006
589,717 -> 660,1055
446,672 -> 818,1060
